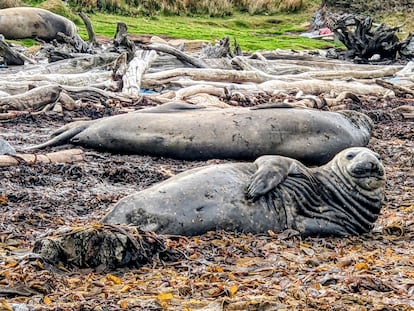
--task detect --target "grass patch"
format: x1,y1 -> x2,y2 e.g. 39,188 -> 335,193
81,11 -> 337,51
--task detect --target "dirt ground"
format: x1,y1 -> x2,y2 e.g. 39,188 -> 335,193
0,91 -> 413,310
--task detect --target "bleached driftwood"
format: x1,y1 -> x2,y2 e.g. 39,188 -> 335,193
0,81 -> 51,96
257,79 -> 389,96
142,67 -> 389,96
391,105 -> 414,119
375,79 -> 414,97
122,49 -> 158,97
145,43 -> 208,68
0,149 -> 85,167
0,85 -> 62,110
113,22 -> 136,61
200,36 -> 241,59
183,93 -> 231,108
174,84 -> 226,100
0,71 -> 112,87
79,11 -> 97,47
142,63 -> 399,88
63,85 -> 133,105
0,37 -> 35,65
142,68 -> 275,87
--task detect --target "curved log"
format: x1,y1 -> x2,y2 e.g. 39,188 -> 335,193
0,85 -> 62,110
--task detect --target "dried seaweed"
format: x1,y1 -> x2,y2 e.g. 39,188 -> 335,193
0,93 -> 413,310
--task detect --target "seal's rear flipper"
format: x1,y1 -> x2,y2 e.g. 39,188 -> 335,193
24,122 -> 91,151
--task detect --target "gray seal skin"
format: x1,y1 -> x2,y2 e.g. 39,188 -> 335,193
101,147 -> 386,237
0,7 -> 77,41
29,103 -> 373,165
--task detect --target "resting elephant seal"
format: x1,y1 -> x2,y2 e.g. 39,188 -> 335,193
0,7 -> 77,41
29,103 -> 373,165
102,147 -> 386,237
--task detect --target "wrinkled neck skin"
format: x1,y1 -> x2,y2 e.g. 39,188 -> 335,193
337,110 -> 373,144
277,160 -> 384,237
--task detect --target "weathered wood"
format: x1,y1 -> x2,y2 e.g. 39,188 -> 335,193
0,85 -> 62,110
375,79 -> 414,96
112,52 -> 128,90
79,12 -> 96,47
122,49 -> 158,97
169,78 -> 389,96
258,79 -> 388,95
328,13 -> 411,60
391,105 -> 414,119
63,85 -> 133,105
0,111 -> 30,120
200,36 -> 241,59
145,43 -> 208,68
0,37 -> 29,65
142,68 -> 272,87
298,66 -> 400,80
0,71 -> 113,87
174,85 -> 226,100
57,32 -> 93,54
142,67 -> 390,95
113,22 -> 136,61
0,149 -> 84,167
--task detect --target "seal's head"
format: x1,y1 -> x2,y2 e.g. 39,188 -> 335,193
332,147 -> 386,191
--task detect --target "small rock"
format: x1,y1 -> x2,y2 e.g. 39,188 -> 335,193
0,138 -> 16,155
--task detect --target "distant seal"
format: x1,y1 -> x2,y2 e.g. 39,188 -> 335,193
28,103 -> 373,165
0,7 -> 77,41
102,147 -> 386,237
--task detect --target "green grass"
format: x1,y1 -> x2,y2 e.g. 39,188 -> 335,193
80,12 -> 338,51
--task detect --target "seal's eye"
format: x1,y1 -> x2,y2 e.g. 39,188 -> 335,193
346,152 -> 356,160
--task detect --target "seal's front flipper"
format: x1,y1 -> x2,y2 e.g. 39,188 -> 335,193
247,156 -> 305,200
138,101 -> 206,113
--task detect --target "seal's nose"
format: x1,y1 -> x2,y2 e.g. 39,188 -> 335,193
363,158 -> 384,176
352,151 -> 385,177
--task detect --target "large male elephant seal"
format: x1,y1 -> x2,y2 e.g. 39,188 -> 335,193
29,103 -> 373,165
0,7 -> 77,41
102,147 -> 386,237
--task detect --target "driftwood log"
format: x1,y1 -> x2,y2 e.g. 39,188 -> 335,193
0,36 -> 35,65
0,85 -> 62,110
0,149 -> 84,166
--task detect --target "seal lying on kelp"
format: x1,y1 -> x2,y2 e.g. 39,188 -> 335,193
29,103 -> 373,165
102,147 -> 386,237
0,7 -> 77,41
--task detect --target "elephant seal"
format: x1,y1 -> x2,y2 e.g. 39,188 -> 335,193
28,103 -> 373,165
0,7 -> 77,41
101,147 -> 386,237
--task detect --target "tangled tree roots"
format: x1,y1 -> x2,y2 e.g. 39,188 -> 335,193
325,13 -> 414,61
33,224 -> 182,269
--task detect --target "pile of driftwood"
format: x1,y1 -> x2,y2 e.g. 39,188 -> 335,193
0,11 -> 414,167
312,6 -> 414,62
